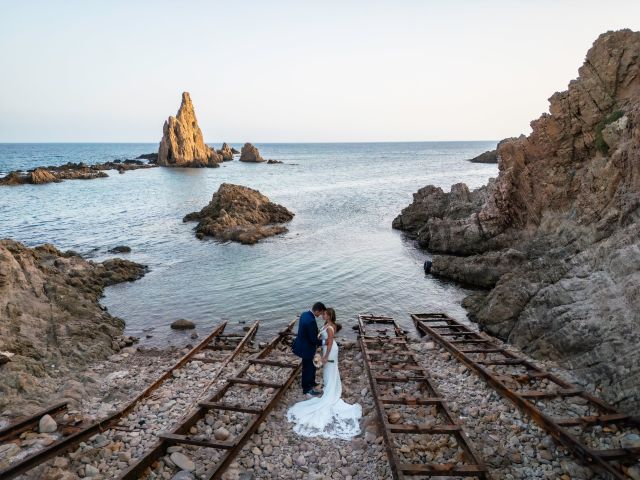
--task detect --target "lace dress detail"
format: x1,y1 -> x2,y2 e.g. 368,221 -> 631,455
286,326 -> 362,440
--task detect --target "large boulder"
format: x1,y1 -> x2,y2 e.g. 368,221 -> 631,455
239,143 -> 265,163
158,92 -> 221,168
183,183 -> 294,244
393,29 -> 640,414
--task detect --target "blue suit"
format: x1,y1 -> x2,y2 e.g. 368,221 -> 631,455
292,310 -> 322,393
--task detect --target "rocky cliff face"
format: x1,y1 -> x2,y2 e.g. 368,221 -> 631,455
158,92 -> 221,168
183,183 -> 294,244
217,143 -> 235,162
0,240 -> 146,410
393,29 -> 640,414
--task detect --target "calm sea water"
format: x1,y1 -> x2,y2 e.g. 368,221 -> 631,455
0,142 -> 497,344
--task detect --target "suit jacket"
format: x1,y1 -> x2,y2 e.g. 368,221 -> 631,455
292,310 -> 322,359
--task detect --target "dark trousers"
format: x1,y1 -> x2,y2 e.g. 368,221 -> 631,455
301,357 -> 316,393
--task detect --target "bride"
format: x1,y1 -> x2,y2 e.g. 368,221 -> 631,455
286,308 -> 362,440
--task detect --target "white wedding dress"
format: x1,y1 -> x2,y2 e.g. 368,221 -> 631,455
286,325 -> 362,440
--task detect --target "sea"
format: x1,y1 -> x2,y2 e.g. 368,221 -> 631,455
0,142 -> 498,345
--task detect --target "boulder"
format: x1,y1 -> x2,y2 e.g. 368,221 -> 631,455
171,319 -> 196,330
183,183 -> 294,244
393,29 -> 640,415
239,143 -> 265,163
158,92 -> 221,168
468,149 -> 498,164
108,245 -> 131,254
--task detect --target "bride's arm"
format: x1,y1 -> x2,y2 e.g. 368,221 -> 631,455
322,327 -> 334,365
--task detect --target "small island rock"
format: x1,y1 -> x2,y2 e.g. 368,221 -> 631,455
183,183 -> 294,244
239,143 -> 265,163
217,143 -> 235,162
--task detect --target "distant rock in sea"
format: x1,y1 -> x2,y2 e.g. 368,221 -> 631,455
468,149 -> 498,164
158,92 -> 222,168
393,29 -> 640,414
239,143 -> 265,163
183,183 -> 294,244
0,240 -> 147,410
0,160 -> 156,186
217,143 -> 235,162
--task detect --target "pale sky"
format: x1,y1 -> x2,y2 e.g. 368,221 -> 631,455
1,0 -> 639,143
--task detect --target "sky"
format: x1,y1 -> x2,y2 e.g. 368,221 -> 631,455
1,0 -> 639,143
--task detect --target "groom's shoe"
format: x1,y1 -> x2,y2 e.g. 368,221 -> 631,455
307,389 -> 322,397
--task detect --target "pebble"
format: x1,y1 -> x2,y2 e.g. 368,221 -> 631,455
84,464 -> 100,477
214,427 -> 230,441
39,414 -> 57,433
170,452 -> 195,472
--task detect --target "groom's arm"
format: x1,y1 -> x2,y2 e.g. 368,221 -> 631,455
302,318 -> 319,348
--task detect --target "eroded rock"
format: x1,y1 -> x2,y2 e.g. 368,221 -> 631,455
239,143 -> 265,163
183,183 -> 294,244
158,92 -> 221,168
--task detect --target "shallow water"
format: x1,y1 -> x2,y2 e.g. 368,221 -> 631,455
0,142 -> 497,344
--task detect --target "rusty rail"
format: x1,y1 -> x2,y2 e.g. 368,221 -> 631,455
412,313 -> 640,480
118,318 -> 300,480
0,320 -> 259,480
358,314 -> 489,479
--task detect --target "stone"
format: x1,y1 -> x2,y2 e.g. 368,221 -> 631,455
84,464 -> 99,477
621,433 -> 640,449
171,472 -> 195,480
170,452 -> 195,472
183,183 -> 294,244
294,454 -> 306,466
387,411 -> 401,424
171,319 -> 196,330
393,29 -> 640,415
30,168 -> 59,184
108,246 -> 131,254
239,143 -> 265,163
39,414 -> 57,433
158,92 -> 221,168
214,427 -> 230,441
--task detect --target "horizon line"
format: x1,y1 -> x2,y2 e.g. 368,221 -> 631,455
0,139 -> 500,145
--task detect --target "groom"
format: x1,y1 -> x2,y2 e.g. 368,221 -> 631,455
292,302 -> 326,396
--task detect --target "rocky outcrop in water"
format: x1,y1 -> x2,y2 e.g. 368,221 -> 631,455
239,143 -> 265,163
158,92 -> 221,168
393,29 -> 640,414
0,161 -> 156,186
217,143 -> 235,162
0,240 -> 146,410
183,183 -> 294,244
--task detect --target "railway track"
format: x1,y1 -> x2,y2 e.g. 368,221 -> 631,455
0,320 -> 259,480
118,318 -> 300,480
357,314 -> 489,479
412,312 -> 640,480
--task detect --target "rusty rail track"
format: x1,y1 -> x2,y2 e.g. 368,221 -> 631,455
0,320 -> 259,480
118,319 -> 300,480
358,314 -> 489,479
412,312 -> 640,480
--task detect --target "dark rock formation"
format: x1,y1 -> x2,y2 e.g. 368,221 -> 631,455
267,159 -> 284,164
171,319 -> 195,330
158,92 -> 221,168
393,30 -> 640,414
0,160 -> 156,186
239,143 -> 265,163
217,143 -> 235,162
468,149 -> 498,164
183,183 -> 294,244
0,240 -> 147,410
231,147 -> 240,154
136,153 -> 159,163
108,245 -> 131,254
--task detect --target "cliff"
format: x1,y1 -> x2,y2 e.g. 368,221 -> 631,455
393,30 -> 640,413
0,240 -> 147,410
158,92 -> 221,168
183,183 -> 294,244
